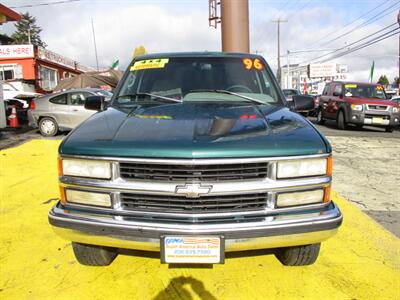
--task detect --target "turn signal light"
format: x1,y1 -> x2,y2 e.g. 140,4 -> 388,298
57,157 -> 63,176
327,156 -> 332,177
323,185 -> 331,203
59,186 -> 66,205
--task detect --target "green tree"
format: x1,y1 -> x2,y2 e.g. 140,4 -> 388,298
11,12 -> 46,47
377,75 -> 389,86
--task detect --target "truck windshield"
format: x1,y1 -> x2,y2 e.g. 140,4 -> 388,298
114,56 -> 282,106
344,83 -> 387,99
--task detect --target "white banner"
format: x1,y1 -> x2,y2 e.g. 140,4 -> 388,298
0,45 -> 34,58
309,63 -> 336,78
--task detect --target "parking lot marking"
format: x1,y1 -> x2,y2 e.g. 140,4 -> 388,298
0,140 -> 399,300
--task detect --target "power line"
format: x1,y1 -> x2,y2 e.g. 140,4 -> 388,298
319,28 -> 399,63
299,22 -> 399,65
317,1 -> 400,48
307,0 -> 391,49
10,0 -> 80,9
290,26 -> 399,73
285,0 -> 312,20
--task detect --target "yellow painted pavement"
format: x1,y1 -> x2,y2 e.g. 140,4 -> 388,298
0,140 -> 399,300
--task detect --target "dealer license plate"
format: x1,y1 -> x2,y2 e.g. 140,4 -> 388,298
372,117 -> 384,124
161,236 -> 224,264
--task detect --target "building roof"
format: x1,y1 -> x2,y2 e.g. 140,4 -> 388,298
0,4 -> 21,24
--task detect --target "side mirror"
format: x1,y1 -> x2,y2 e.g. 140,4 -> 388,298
293,95 -> 314,112
85,95 -> 105,111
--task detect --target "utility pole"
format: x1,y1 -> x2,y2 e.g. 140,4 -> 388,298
397,10 -> 400,86
27,28 -> 31,44
286,50 -> 290,89
272,18 -> 287,86
91,18 -> 99,71
208,0 -> 250,53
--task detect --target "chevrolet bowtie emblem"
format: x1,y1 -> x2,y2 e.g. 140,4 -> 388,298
175,183 -> 213,198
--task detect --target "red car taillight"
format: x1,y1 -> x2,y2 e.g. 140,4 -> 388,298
30,99 -> 36,109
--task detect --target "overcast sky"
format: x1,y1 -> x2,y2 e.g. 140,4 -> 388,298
1,0 -> 399,82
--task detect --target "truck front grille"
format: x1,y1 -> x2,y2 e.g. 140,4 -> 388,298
120,192 -> 268,213
119,162 -> 268,182
366,104 -> 388,111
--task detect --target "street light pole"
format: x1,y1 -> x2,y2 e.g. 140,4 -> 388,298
91,18 -> 99,71
272,18 -> 287,85
286,50 -> 290,88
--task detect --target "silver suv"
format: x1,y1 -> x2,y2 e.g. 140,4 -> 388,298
28,88 -> 112,136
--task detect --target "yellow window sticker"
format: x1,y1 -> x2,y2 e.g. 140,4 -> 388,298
131,59 -> 169,71
376,85 -> 383,91
345,84 -> 357,88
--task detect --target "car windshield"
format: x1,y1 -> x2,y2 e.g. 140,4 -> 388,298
113,56 -> 282,106
343,83 -> 386,99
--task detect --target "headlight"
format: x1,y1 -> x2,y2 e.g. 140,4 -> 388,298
393,107 -> 399,113
65,189 -> 111,207
276,189 -> 324,207
277,157 -> 330,179
351,104 -> 363,111
61,158 -> 111,179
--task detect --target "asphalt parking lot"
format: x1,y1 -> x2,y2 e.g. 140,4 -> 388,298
310,118 -> 400,237
1,140 -> 399,300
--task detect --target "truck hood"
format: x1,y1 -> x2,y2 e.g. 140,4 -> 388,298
346,97 -> 396,106
60,102 -> 330,158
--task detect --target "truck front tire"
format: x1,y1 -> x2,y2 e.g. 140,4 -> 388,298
337,111 -> 347,130
72,242 -> 117,266
385,126 -> 394,133
275,243 -> 321,266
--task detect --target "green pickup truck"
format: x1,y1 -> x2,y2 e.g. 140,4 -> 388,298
49,52 -> 342,266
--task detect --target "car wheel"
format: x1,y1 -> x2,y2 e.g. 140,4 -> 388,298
72,242 -> 117,266
385,126 -> 394,133
275,243 -> 320,266
337,110 -> 347,130
39,117 -> 59,136
316,109 -> 325,125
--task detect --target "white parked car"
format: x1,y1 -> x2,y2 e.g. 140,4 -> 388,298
28,88 -> 113,136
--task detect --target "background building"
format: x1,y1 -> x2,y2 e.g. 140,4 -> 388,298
0,44 -> 92,95
281,63 -> 350,94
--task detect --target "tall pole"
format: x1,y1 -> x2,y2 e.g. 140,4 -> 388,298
91,18 -> 99,71
220,0 -> 249,52
286,50 -> 290,89
397,11 -> 400,87
272,18 -> 287,86
27,28 -> 31,44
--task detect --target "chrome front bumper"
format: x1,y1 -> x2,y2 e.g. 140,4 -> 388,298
49,201 -> 342,252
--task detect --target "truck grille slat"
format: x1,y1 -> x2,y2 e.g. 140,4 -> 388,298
119,162 -> 268,182
366,104 -> 388,111
120,192 -> 268,213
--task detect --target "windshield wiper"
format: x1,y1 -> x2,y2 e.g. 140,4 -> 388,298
188,89 -> 266,105
117,92 -> 182,103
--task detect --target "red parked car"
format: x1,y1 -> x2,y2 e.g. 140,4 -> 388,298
317,81 -> 399,132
